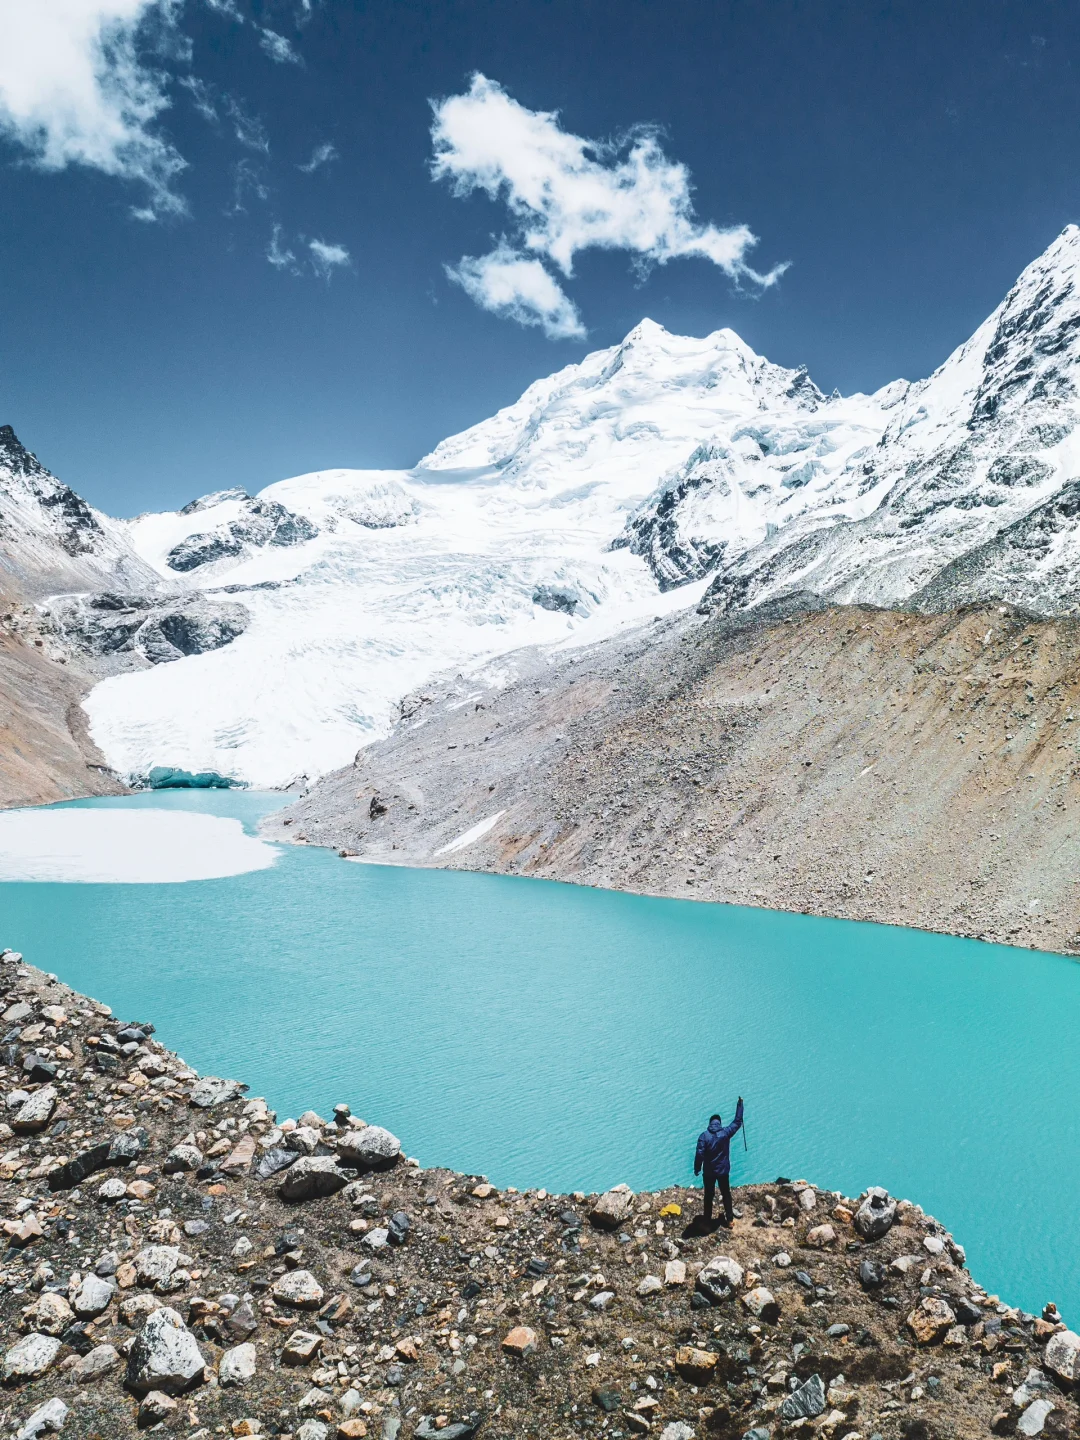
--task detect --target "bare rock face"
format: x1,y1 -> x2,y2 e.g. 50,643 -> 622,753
124,1307 -> 206,1395
589,1184 -> 635,1231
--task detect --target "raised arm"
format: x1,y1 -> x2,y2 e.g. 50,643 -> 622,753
720,1097 -> 744,1142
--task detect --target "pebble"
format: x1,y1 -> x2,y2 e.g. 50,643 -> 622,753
501,1326 -> 537,1356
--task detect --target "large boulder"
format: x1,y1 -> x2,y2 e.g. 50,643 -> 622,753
1045,1330 -> 1080,1384
907,1296 -> 956,1345
71,1274 -> 114,1320
125,1307 -> 205,1394
589,1184 -> 635,1231
854,1187 -> 897,1241
20,1294 -> 72,1338
279,1155 -> 351,1202
335,1125 -> 401,1173
696,1255 -> 744,1305
3,1334 -> 61,1384
218,1343 -> 257,1387
11,1086 -> 57,1135
780,1374 -> 826,1421
189,1077 -> 246,1109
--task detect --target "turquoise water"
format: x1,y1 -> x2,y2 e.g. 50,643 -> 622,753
3,791 -> 1079,1321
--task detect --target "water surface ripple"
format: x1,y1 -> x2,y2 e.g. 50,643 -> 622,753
3,791 -> 1077,1320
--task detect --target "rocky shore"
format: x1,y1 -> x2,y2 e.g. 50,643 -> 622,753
0,948 -> 1075,1440
272,599 -> 1080,956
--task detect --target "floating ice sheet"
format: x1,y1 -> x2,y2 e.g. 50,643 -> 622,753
0,808 -> 279,884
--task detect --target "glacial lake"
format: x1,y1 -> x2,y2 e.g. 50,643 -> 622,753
2,790 -> 1079,1323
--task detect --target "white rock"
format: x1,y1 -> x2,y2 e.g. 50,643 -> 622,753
3,1334 -> 61,1383
1045,1329 -> 1080,1384
1018,1398 -> 1056,1436
96,1177 -> 128,1202
218,1342 -> 257,1387
270,1270 -> 324,1309
125,1306 -> 206,1394
134,1246 -> 180,1288
14,1397 -> 67,1439
72,1273 -> 114,1319
636,1275 -> 662,1297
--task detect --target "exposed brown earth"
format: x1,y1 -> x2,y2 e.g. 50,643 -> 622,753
0,946 -> 1075,1440
273,599 -> 1080,956
0,600 -> 126,810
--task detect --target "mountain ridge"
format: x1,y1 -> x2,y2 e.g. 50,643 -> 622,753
6,227 -> 1080,785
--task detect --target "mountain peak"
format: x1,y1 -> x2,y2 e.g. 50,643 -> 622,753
0,424 -> 48,481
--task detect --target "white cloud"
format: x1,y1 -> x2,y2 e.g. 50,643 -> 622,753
259,27 -> 301,65
308,237 -> 350,278
430,74 -> 787,334
298,140 -> 337,172
224,94 -> 269,152
447,244 -> 584,339
267,222 -> 298,271
179,74 -> 217,122
0,0 -> 186,218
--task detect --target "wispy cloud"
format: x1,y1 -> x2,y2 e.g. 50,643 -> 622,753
447,243 -> 584,340
224,94 -> 269,152
259,28 -> 301,65
228,156 -> 269,213
0,0 -> 187,220
308,238 -> 350,278
430,73 -> 787,336
179,74 -> 217,122
298,140 -> 337,173
267,222 -> 298,271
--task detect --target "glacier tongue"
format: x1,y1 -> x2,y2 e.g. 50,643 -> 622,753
22,225 -> 1080,788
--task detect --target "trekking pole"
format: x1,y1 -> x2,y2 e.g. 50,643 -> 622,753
742,1107 -> 748,1151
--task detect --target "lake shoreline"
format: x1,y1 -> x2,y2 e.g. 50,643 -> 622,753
0,943 -> 1074,1440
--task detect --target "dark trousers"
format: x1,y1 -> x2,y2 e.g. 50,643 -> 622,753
704,1172 -> 733,1224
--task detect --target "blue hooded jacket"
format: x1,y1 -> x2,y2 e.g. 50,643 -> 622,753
694,1099 -> 744,1178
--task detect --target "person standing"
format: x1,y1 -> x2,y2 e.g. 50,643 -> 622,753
694,1097 -> 744,1227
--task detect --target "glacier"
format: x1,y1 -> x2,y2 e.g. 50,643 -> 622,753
8,226 -> 1080,788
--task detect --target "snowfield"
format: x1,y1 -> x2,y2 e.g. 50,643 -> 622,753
9,227 -> 1080,788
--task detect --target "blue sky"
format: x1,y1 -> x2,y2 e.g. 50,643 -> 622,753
3,0 -> 1080,515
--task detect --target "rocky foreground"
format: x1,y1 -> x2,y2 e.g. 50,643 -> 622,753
0,953 -> 1076,1440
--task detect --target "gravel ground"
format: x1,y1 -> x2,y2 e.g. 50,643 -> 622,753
271,598 -> 1080,956
0,948 -> 1075,1440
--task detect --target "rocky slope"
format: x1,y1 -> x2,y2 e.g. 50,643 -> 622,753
0,945 -> 1074,1440
0,603 -> 125,810
270,596 -> 1080,956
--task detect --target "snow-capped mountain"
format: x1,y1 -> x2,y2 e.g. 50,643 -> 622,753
0,426 -> 157,600
695,224 -> 1080,616
12,225 -> 1080,788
